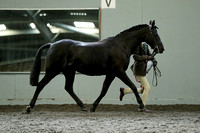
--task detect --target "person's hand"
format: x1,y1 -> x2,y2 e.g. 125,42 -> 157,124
153,60 -> 157,66
147,56 -> 154,60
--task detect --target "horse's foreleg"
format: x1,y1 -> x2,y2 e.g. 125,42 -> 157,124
63,71 -> 87,111
117,71 -> 145,110
25,73 -> 57,113
90,75 -> 115,112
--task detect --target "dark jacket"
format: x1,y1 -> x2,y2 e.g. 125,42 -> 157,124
131,43 -> 152,76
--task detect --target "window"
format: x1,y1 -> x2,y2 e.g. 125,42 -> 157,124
0,9 -> 100,72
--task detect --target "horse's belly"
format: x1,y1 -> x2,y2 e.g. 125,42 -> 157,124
77,71 -> 105,76
76,65 -> 108,76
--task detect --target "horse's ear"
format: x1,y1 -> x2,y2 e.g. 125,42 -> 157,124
152,20 -> 155,27
149,20 -> 152,25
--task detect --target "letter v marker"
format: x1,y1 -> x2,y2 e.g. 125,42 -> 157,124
105,0 -> 112,7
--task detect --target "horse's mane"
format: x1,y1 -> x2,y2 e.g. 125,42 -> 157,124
115,24 -> 149,37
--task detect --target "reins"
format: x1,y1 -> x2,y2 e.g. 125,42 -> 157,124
151,47 -> 161,87
152,62 -> 161,87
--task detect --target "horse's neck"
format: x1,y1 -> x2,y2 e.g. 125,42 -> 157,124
115,27 -> 149,55
114,35 -> 141,56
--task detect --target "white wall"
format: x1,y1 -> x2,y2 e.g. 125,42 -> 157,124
0,0 -> 200,105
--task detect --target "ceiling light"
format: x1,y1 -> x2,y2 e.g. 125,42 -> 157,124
29,23 -> 36,29
39,13 -> 47,17
0,24 -> 6,31
47,23 -> 52,28
70,12 -> 87,16
74,21 -> 95,28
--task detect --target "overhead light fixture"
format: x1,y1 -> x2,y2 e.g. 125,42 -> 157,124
29,23 -> 36,29
39,13 -> 47,17
47,23 -> 52,28
70,12 -> 87,16
0,24 -> 6,31
74,21 -> 95,28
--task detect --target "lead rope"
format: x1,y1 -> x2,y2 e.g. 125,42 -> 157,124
152,64 -> 161,87
151,47 -> 161,87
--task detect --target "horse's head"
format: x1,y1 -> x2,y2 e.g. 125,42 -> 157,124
145,20 -> 165,54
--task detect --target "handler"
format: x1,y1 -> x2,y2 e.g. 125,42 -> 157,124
119,42 -> 156,112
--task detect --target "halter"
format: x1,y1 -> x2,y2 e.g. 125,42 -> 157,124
146,25 -> 160,55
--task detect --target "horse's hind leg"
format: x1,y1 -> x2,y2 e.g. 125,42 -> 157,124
90,75 -> 115,112
63,71 -> 87,111
25,72 -> 58,113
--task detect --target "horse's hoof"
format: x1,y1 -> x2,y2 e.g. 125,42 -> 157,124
139,104 -> 145,110
138,108 -> 151,112
90,108 -> 96,112
24,106 -> 31,114
81,107 -> 87,111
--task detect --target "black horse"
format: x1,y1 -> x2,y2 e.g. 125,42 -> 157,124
26,20 -> 164,113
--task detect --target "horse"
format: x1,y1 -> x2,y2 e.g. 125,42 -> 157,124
25,20 -> 164,113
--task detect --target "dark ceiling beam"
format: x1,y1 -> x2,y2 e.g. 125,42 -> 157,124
26,10 -> 55,42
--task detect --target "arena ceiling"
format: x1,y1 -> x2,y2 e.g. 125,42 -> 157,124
0,10 -> 99,42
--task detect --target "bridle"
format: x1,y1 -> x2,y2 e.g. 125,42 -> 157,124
147,21 -> 163,86
147,25 -> 160,57
152,45 -> 159,57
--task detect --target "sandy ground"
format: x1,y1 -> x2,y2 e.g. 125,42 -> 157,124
0,104 -> 200,133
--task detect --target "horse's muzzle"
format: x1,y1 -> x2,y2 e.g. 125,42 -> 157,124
156,43 -> 165,54
159,48 -> 165,53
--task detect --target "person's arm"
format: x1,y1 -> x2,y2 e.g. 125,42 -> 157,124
146,45 -> 157,62
133,54 -> 152,61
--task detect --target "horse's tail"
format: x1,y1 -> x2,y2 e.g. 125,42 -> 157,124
30,43 -> 51,86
